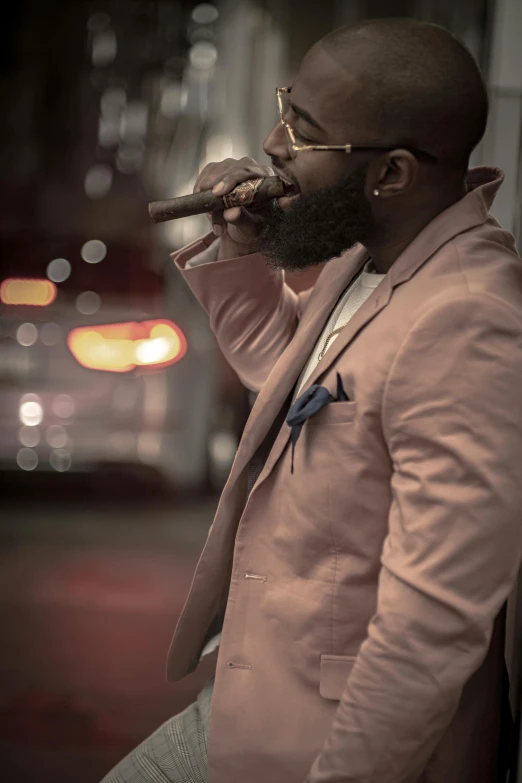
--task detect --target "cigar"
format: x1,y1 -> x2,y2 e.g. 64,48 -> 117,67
148,176 -> 286,223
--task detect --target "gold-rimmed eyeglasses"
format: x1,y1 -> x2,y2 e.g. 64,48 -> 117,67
276,87 -> 438,162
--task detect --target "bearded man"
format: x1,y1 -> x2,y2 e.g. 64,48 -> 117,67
102,17 -> 522,783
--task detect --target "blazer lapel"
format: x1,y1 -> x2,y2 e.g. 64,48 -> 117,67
247,274 -> 390,490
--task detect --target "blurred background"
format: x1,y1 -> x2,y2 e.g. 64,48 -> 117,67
0,0 -> 520,781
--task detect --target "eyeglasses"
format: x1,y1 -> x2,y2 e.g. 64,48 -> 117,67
276,87 -> 437,162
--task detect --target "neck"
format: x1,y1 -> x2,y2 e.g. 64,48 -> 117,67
363,187 -> 467,274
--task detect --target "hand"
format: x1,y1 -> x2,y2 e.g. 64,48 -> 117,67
193,157 -> 273,259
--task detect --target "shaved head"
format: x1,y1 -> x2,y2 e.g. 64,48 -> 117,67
322,19 -> 488,170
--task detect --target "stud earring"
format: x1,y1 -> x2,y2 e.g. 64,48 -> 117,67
373,188 -> 380,196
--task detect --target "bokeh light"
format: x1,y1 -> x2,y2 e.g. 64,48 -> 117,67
92,30 -> 117,67
50,449 -> 72,472
16,323 -> 38,346
18,425 -> 40,448
76,291 -> 101,314
68,320 -> 186,372
47,258 -> 71,283
1,279 -> 56,306
84,164 -> 113,199
209,431 -> 237,469
98,87 -> 126,147
52,395 -> 75,419
19,395 -> 43,426
119,101 -> 148,142
134,336 -> 170,364
160,82 -> 187,118
189,41 -> 218,71
191,4 -> 219,24
46,424 -> 69,449
17,448 -> 38,471
98,116 -> 120,147
81,240 -> 107,264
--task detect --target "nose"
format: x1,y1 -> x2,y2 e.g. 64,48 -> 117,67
263,121 -> 292,162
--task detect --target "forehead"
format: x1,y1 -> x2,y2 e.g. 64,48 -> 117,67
291,42 -> 363,132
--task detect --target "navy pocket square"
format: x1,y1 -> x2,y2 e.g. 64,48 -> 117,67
286,373 -> 349,473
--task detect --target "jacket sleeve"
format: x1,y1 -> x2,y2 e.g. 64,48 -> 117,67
172,233 -> 312,393
306,292 -> 522,783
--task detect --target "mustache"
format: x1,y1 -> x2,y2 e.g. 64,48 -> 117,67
270,156 -> 292,181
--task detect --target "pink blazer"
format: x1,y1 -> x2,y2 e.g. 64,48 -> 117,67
168,167 -> 522,783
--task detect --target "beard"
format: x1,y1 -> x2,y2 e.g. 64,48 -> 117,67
256,163 -> 374,272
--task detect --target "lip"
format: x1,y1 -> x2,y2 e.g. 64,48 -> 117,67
272,167 -> 300,194
277,193 -> 300,210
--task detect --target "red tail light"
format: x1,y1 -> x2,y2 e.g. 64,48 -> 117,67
67,319 -> 187,372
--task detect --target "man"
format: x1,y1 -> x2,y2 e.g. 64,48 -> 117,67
102,17 -> 522,783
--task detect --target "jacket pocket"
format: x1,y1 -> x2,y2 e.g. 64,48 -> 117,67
308,401 -> 358,426
319,654 -> 357,700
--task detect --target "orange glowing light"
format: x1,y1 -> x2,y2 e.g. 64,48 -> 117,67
67,319 -> 187,373
1,278 -> 57,307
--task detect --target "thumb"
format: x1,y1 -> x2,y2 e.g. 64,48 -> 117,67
223,206 -> 266,245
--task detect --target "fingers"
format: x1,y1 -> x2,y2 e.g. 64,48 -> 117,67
193,162 -> 220,194
209,205 -> 263,241
193,157 -> 273,243
211,208 -> 240,238
208,212 -> 225,237
194,157 -> 272,197
205,206 -> 225,237
225,207 -> 266,245
211,163 -> 272,196
221,207 -> 242,222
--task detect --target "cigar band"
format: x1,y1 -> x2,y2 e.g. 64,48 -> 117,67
222,178 -> 264,209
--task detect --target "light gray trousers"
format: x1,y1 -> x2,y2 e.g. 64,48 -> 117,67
100,677 -> 214,783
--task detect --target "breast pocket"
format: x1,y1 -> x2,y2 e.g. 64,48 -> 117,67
307,400 -> 358,426
298,400 -> 358,475
319,654 -> 357,700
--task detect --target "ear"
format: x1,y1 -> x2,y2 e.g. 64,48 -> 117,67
367,150 -> 418,199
